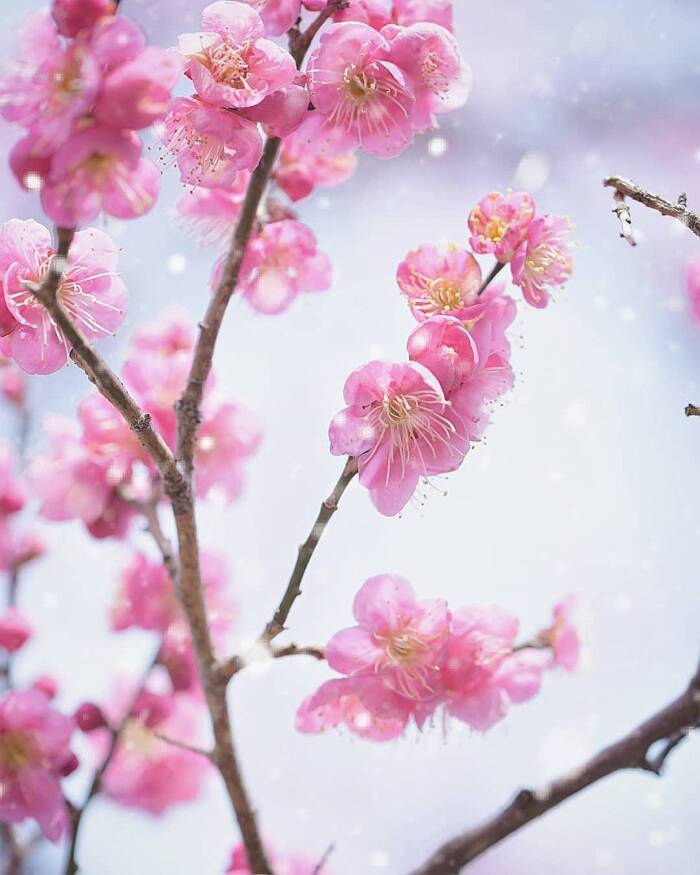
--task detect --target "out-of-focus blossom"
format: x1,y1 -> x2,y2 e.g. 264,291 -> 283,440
541,594 -> 581,672
0,689 -> 75,840
226,839 -> 335,874
196,400 -> 263,501
392,0 -> 452,29
332,0 -> 392,30
0,608 -> 32,652
0,445 -> 25,516
511,214 -> 574,308
307,22 -> 415,158
326,575 -> 449,699
52,0 -> 116,37
213,219 -> 331,314
329,360 -> 468,514
468,191 -> 535,263
275,113 -> 357,202
0,358 -> 26,406
0,220 -> 127,375
177,174 -> 250,246
178,1 -> 296,109
235,0 -> 302,37
687,258 -> 700,323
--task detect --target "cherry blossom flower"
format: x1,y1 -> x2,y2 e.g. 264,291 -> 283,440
52,0 -> 116,37
0,11 -> 100,148
396,244 -> 483,322
38,127 -> 160,226
329,360 -> 469,514
386,22 -> 470,131
296,676 -> 412,741
0,220 -> 127,375
162,97 -> 263,188
0,689 -> 75,840
0,608 -> 33,652
275,114 -> 357,202
307,22 -> 415,158
99,688 -> 210,814
687,258 -> 700,323
227,840 -> 335,874
326,574 -> 450,700
468,191 -> 536,263
177,174 -> 250,246
178,1 -> 296,110
392,0 -> 453,29
511,214 -> 574,308
214,219 -> 331,314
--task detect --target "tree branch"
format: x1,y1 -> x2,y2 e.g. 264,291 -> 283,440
410,659 -> 700,875
262,457 -> 358,643
603,176 -> 700,238
685,404 -> 700,417
477,261 -> 505,296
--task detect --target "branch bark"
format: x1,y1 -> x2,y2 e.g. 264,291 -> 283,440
603,176 -> 700,238
685,404 -> 700,417
410,659 -> 700,875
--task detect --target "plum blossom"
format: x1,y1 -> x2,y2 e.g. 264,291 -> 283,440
178,1 -> 296,109
0,689 -> 75,840
0,608 -> 33,652
468,191 -> 536,263
177,174 -> 250,246
326,575 -> 450,699
332,0 -> 393,30
214,219 -> 331,314
541,594 -> 581,672
687,258 -> 700,323
99,688 -> 210,814
386,22 -> 470,131
0,358 -> 26,407
0,446 -> 25,517
307,22 -> 415,158
392,0 -> 453,29
235,0 -> 302,37
511,214 -> 574,308
162,97 -> 263,187
396,244 -> 483,321
329,360 -> 468,515
227,840 -> 335,874
275,113 -> 357,202
52,0 -> 116,37
196,400 -> 263,502
0,220 -> 127,375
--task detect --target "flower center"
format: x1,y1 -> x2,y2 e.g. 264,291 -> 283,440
485,216 -> 507,243
427,277 -> 465,311
208,42 -> 250,89
344,66 -> 378,102
0,730 -> 36,772
83,152 -> 115,179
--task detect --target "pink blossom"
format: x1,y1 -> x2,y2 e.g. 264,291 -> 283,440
38,126 -> 160,226
329,360 -> 468,514
333,0 -> 392,29
235,0 -> 302,37
0,359 -> 26,406
52,0 -> 116,38
127,305 -> 196,358
397,244 -> 482,322
111,552 -> 180,633
392,0 -> 453,29
177,174 -> 250,246
387,23 -> 470,131
275,113 -> 357,202
543,594 -> 581,672
468,191 -> 536,263
511,214 -> 574,308
178,2 -> 296,109
0,220 -> 127,375
0,608 -> 32,653
96,47 -> 183,130
687,258 -> 700,323
296,676 -> 411,741
100,689 -> 210,814
196,400 -> 263,502
326,574 -> 450,699
227,840 -> 334,875
237,82 -> 309,138
0,446 -> 25,517
0,11 -> 100,147
162,96 -> 263,187
307,22 -> 415,158
406,316 -> 477,397
0,689 -> 75,840
216,219 -> 331,314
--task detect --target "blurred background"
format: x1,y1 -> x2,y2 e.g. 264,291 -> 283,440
1,0 -> 700,872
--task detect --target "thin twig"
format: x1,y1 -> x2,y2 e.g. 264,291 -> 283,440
118,484 -> 179,584
410,659 -> 700,875
262,457 -> 358,643
603,176 -> 700,238
311,842 -> 336,875
64,646 -> 161,875
685,404 -> 700,417
151,732 -> 214,760
611,192 -> 637,246
477,261 -> 505,296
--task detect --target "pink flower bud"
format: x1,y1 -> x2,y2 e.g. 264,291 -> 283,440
0,365 -> 26,406
52,0 -> 116,38
32,675 -> 59,700
0,607 -> 32,652
59,752 -> 80,777
74,702 -> 107,732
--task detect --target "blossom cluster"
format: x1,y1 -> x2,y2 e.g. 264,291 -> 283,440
297,575 -> 580,741
330,191 -> 573,514
29,307 -> 262,539
0,0 -> 180,226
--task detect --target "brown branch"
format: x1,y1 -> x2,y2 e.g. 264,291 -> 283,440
603,176 -> 700,238
1,823 -> 23,875
219,642 -> 326,684
685,404 -> 700,417
477,261 -> 505,296
262,457 -> 358,642
118,483 -> 179,584
611,192 -> 637,247
410,659 -> 700,875
64,646 -> 161,875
